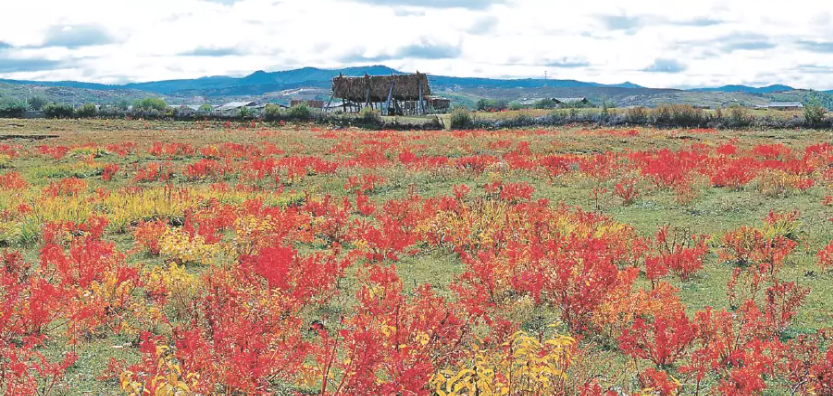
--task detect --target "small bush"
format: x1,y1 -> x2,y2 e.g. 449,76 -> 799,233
804,100 -> 827,127
508,102 -> 522,111
599,102 -> 610,121
625,106 -> 648,124
74,103 -> 98,118
727,105 -> 751,127
449,108 -> 474,129
288,104 -> 311,120
652,104 -> 704,127
237,106 -> 253,119
358,107 -> 381,123
198,104 -> 214,115
534,99 -> 558,110
44,103 -> 75,119
263,104 -> 284,121
476,98 -> 508,111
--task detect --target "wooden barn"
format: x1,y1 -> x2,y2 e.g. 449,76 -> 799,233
329,72 -> 431,115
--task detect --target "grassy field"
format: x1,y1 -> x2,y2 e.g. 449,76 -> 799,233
0,118 -> 832,395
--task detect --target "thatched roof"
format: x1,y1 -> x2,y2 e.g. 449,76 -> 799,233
332,73 -> 431,102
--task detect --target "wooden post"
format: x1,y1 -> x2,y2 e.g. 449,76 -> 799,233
327,73 -> 342,113
364,74 -> 371,109
384,80 -> 396,116
418,76 -> 424,115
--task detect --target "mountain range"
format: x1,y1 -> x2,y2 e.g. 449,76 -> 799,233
0,65 -> 831,107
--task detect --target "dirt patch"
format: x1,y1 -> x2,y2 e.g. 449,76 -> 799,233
0,134 -> 59,141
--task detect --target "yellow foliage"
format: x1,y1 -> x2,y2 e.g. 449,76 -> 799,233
430,327 -> 575,396
225,214 -> 276,257
120,344 -> 198,396
756,170 -> 812,197
145,263 -> 200,318
159,228 -> 218,266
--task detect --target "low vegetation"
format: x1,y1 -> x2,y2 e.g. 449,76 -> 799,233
0,119 -> 829,395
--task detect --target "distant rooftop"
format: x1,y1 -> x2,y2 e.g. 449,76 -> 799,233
216,101 -> 256,111
767,102 -> 804,108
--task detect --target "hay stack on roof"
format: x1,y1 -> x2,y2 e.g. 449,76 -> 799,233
332,72 -> 431,102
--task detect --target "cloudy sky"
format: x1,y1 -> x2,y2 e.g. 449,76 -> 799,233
1,0 -> 833,89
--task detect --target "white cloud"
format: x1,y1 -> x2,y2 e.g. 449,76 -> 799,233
0,0 -> 832,88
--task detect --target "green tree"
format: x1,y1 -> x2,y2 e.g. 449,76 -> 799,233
263,104 -> 283,120
288,104 -> 311,120
43,103 -> 74,119
132,97 -> 167,112
198,104 -> 214,114
237,106 -> 253,118
27,96 -> 46,111
534,99 -> 557,110
475,98 -> 490,111
0,99 -> 28,118
115,99 -> 131,111
74,103 -> 98,118
508,102 -> 522,111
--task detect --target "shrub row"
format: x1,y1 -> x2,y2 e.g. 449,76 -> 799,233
450,104 -> 832,130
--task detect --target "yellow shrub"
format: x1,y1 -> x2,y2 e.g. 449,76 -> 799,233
430,328 -> 575,396
159,228 -> 218,266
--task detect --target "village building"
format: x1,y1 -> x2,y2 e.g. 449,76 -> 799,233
215,101 -> 257,115
518,97 -> 590,108
766,102 -> 804,111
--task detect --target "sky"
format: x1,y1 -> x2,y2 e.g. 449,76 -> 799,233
1,0 -> 833,89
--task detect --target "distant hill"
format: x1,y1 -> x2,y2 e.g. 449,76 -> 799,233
2,66 -> 832,109
0,66 -> 643,98
691,84 -> 796,94
427,75 -> 641,90
0,81 -> 154,105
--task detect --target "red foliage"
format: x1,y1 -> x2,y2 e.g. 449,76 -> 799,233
619,309 -> 698,368
0,171 -> 28,190
102,163 -> 119,182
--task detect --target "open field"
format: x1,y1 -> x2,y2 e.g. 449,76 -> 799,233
0,118 -> 832,395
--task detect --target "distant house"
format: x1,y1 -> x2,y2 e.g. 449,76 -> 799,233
518,98 -> 552,107
554,97 -> 590,107
517,97 -> 590,108
168,104 -> 201,116
215,101 -> 257,115
767,102 -> 804,110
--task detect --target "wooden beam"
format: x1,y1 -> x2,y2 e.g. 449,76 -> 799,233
384,80 -> 396,116
327,73 -> 342,113
418,76 -> 424,115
